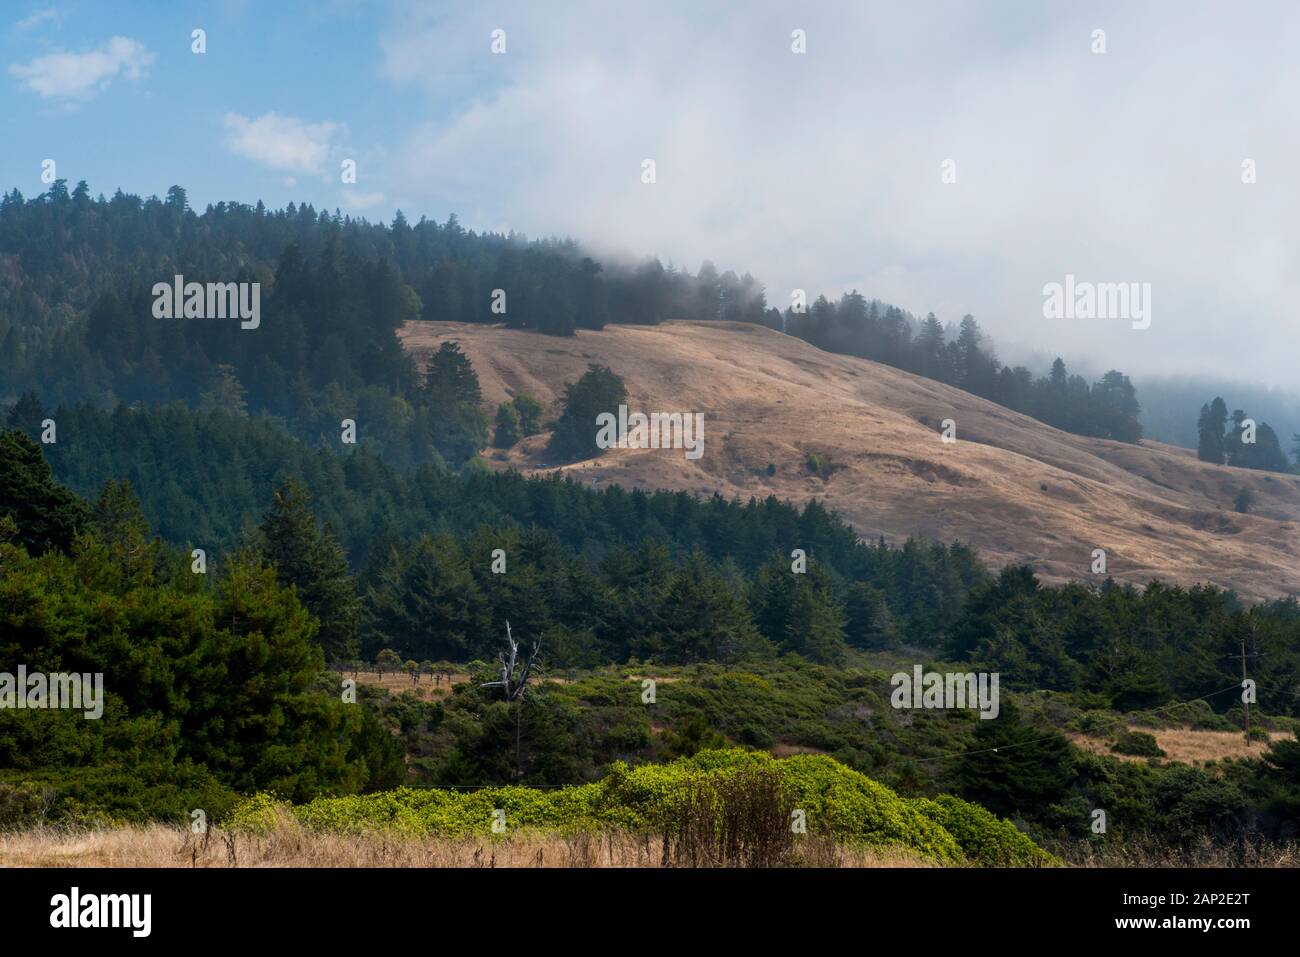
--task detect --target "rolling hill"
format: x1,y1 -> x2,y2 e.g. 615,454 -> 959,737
400,320 -> 1300,601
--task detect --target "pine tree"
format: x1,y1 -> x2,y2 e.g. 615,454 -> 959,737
844,581 -> 896,649
954,315 -> 987,391
1198,397 -> 1229,463
658,552 -> 771,663
914,313 -> 948,381
5,392 -> 45,438
1048,357 -> 1068,390
424,341 -> 481,406
0,430 -> 88,555
955,700 -> 1075,817
1260,423 -> 1289,472
1086,370 -> 1142,442
549,364 -> 627,460
198,365 -> 249,417
1235,422 -> 1290,473
256,480 -> 361,661
493,402 -> 522,447
783,579 -> 848,665
87,479 -> 158,585
1197,402 -> 1224,463
1224,409 -> 1249,465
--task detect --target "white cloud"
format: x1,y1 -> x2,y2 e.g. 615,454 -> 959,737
223,112 -> 344,176
341,190 -> 387,210
9,35 -> 152,99
380,1 -> 1300,387
15,8 -> 61,31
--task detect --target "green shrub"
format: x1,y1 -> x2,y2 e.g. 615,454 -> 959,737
2,764 -> 239,828
910,795 -> 1055,867
804,451 -> 828,474
512,395 -> 545,436
227,749 -> 1055,866
773,752 -> 962,863
225,791 -> 290,835
1111,730 -> 1165,758
0,780 -> 53,828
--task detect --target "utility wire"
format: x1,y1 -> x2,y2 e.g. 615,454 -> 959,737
908,682 -> 1248,765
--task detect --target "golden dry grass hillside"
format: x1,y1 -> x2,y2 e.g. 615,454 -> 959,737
400,320 -> 1300,601
1067,728 -> 1292,765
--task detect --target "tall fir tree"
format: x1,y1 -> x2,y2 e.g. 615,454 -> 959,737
256,480 -> 362,661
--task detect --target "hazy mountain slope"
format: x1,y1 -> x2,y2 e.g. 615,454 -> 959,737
1136,375 -> 1300,452
400,320 -> 1300,601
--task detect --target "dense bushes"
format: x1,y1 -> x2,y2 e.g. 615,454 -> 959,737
228,748 -> 1054,867
374,661 -> 1300,853
0,478 -> 405,824
911,794 -> 1053,867
1111,730 -> 1165,757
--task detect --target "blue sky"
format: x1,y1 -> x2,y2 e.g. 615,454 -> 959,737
3,1 -> 1299,387
1,1 -> 425,217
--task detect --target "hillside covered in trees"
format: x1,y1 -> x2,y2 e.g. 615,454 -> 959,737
5,428 -> 1300,857
0,181 -> 1145,449
3,181 -> 1299,865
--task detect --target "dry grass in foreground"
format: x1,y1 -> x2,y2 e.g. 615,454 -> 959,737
9,826 -> 1292,868
1064,839 -> 1300,868
0,824 -> 934,869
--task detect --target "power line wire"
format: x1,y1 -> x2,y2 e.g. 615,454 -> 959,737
909,682 -> 1247,764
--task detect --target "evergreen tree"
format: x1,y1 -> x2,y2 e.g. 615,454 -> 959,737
782,577 -> 849,666
1224,408 -> 1250,466
955,700 -> 1075,818
5,392 -> 46,438
1048,358 -> 1068,390
748,557 -> 800,642
363,535 -> 488,660
1238,422 -> 1290,473
844,581 -> 896,649
86,479 -> 159,586
1197,401 -> 1226,463
1092,371 -> 1142,442
198,365 -> 249,417
493,402 -> 522,447
655,552 -> 771,663
953,315 -> 992,394
256,480 -> 361,661
914,312 -> 948,380
512,394 -> 545,436
549,364 -> 627,460
0,430 -> 88,555
424,341 -> 481,406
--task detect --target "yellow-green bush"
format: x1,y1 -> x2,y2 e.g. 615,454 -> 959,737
910,794 -> 1056,867
225,791 -> 290,835
225,748 -> 1054,865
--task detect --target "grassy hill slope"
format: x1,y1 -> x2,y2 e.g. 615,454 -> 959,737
400,320 -> 1300,601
